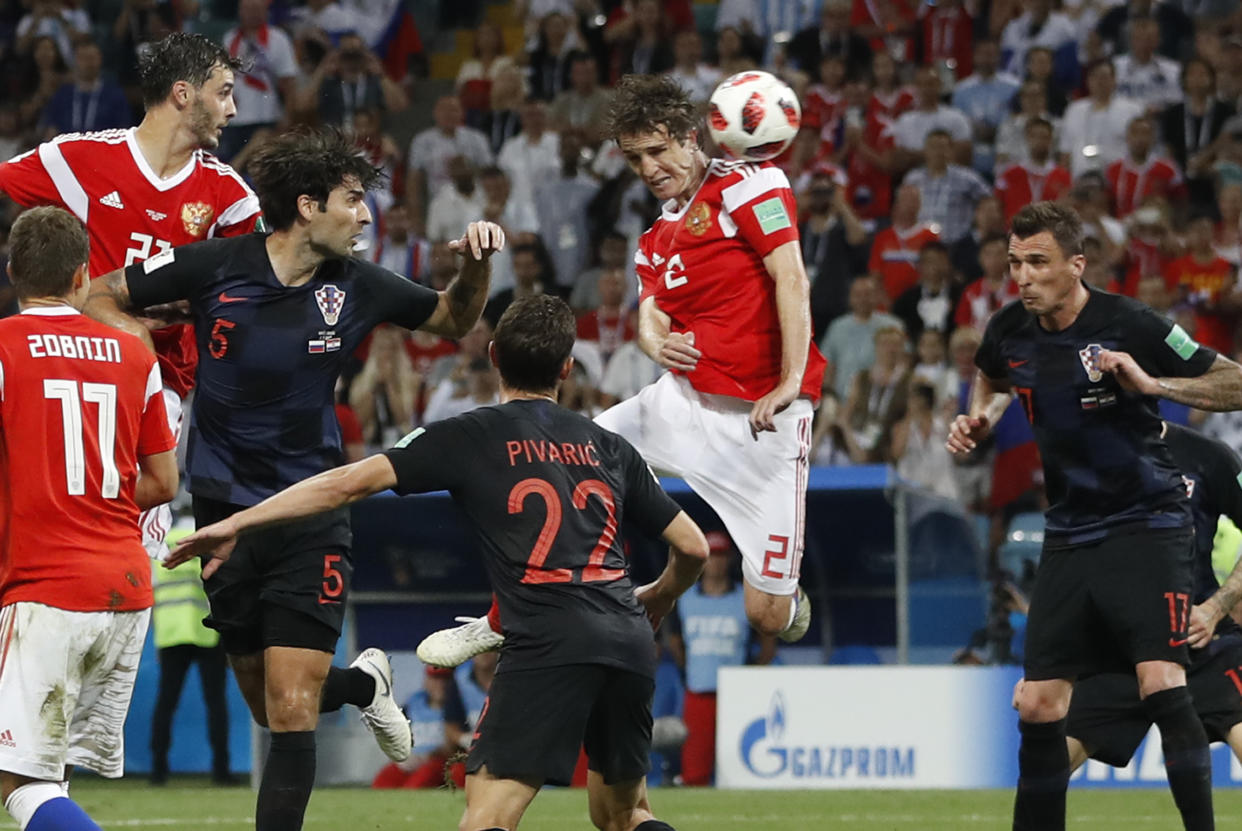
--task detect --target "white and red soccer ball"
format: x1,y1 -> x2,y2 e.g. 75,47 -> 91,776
707,70 -> 801,162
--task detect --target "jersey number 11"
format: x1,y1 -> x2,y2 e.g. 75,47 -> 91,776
44,379 -> 120,498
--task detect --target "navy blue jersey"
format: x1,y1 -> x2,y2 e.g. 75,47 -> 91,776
384,400 -> 683,678
126,234 -> 439,505
1163,422 -> 1242,640
976,286 -> 1217,545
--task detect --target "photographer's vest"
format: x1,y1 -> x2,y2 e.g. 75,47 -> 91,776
151,525 -> 218,650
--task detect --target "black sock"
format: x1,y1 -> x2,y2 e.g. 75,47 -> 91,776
1144,687 -> 1214,831
256,730 -> 316,831
1013,718 -> 1069,831
635,822 -> 676,831
319,667 -> 375,713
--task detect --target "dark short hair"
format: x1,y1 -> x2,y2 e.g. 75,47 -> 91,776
607,74 -> 697,144
138,33 -> 241,108
924,128 -> 953,143
980,232 -> 1009,250
247,128 -> 384,231
919,239 -> 950,259
1025,116 -> 1054,134
493,295 -> 576,392
8,207 -> 89,299
1010,201 -> 1084,258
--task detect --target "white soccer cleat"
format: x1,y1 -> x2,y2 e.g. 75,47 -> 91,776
778,587 -> 812,643
416,616 -> 504,668
352,648 -> 413,762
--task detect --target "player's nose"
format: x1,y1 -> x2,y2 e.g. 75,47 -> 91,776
358,200 -> 373,225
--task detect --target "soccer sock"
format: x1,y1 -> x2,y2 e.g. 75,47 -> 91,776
256,730 -> 317,831
487,596 -> 502,634
1143,687 -> 1214,831
635,821 -> 677,831
6,783 -> 100,831
785,593 -> 798,630
1013,718 -> 1069,831
319,666 -> 375,713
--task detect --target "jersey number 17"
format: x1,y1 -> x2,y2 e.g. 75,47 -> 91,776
44,379 -> 120,498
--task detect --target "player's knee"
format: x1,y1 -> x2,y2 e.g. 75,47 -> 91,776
265,686 -> 321,731
1136,661 -> 1186,699
1016,684 -> 1070,722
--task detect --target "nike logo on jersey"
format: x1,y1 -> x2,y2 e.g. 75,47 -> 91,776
1169,637 -> 1189,648
217,292 -> 246,304
146,209 -> 167,221
1008,359 -> 1029,368
100,191 -> 124,209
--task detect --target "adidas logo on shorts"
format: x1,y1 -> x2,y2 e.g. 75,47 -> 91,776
0,730 -> 14,748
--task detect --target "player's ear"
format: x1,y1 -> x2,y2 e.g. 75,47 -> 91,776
487,341 -> 498,368
558,356 -> 574,382
171,79 -> 193,109
72,263 -> 89,292
297,194 -> 318,223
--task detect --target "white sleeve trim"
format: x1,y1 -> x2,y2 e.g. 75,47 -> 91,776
209,194 -> 262,237
37,141 -> 89,223
721,167 -> 791,212
144,361 -> 164,403
0,356 -> 5,401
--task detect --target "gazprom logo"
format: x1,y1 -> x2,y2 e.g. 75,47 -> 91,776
739,692 -> 916,780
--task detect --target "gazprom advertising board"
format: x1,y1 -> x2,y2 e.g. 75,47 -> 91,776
716,667 -> 1242,789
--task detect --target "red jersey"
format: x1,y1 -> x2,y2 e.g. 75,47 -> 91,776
955,275 -> 1020,331
802,85 -> 847,134
576,308 -> 635,357
0,308 -> 175,612
867,88 -> 916,124
1165,253 -> 1236,354
844,114 -> 896,222
920,4 -> 974,79
869,222 -> 939,303
1104,156 -> 1183,218
995,161 -> 1072,225
635,160 -> 826,403
0,128 -> 263,398
852,0 -> 918,62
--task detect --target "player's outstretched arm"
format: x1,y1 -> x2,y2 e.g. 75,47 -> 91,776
750,240 -> 813,436
634,511 -> 710,632
1101,350 -> 1242,412
946,370 -> 1013,455
165,454 -> 399,576
83,269 -> 156,353
135,449 -> 179,511
421,221 -> 505,338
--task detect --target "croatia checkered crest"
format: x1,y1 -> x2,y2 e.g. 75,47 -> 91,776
315,284 -> 346,327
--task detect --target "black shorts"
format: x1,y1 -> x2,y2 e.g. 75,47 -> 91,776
1024,528 -> 1194,681
1068,634 -> 1242,766
192,495 -> 353,655
466,664 -> 654,787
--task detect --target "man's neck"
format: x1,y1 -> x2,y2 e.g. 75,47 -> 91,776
927,162 -> 948,176
1188,92 -> 1208,111
700,574 -> 731,595
265,231 -> 328,287
853,309 -> 873,322
1038,280 -> 1090,332
134,113 -> 197,179
984,270 -> 1006,288
1029,153 -> 1049,167
672,152 -> 709,211
1128,151 -> 1150,166
75,77 -> 101,91
1192,247 -> 1217,264
500,385 -> 558,404
1090,92 -> 1112,108
919,101 -> 940,113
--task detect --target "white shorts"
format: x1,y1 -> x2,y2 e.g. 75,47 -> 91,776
0,602 -> 150,781
141,387 -> 183,561
595,372 -> 813,595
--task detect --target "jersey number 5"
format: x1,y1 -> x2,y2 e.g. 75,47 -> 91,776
44,379 -> 120,498
509,477 -> 624,585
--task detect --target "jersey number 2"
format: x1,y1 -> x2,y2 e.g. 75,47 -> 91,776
44,379 -> 120,498
509,477 -> 624,585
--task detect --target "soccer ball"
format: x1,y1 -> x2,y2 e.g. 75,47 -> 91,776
707,71 -> 801,162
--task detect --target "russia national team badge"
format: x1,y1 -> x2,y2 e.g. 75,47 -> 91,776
1078,343 -> 1103,382
685,202 -> 712,236
315,284 -> 346,326
180,202 -> 214,238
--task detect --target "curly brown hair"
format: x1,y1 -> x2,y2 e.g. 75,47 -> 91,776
606,74 -> 698,143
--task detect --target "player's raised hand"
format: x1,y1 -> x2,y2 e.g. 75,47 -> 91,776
946,413 -> 991,455
450,221 -> 506,261
164,521 -> 240,579
749,380 -> 799,439
634,581 -> 676,632
657,330 -> 700,371
1097,349 -> 1160,396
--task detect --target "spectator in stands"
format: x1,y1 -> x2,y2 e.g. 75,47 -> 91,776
558,360 -> 601,416
787,0 -> 871,80
891,66 -> 972,171
598,311 -> 661,407
994,80 -> 1059,167
1095,0 -> 1192,61
1161,58 -> 1234,212
374,204 -> 431,282
15,0 -> 89,66
821,275 -> 905,402
910,328 -> 958,411
525,11 -> 577,101
893,240 -> 960,339
1112,15 -> 1181,112
995,118 -> 1072,225
482,240 -> 567,327
40,39 -> 131,137
479,165 -> 539,296
714,25 -> 762,76
665,29 -> 720,103
1058,58 -> 1142,178
498,99 -> 560,210
407,95 -> 494,220
422,355 -> 500,424
801,55 -> 847,156
570,230 -> 629,311
1081,235 -> 1122,292
576,267 -> 633,362
1120,197 -> 1180,295
289,0 -> 359,61
800,166 -> 870,336
1022,46 -> 1067,117
866,50 -> 914,124
952,39 -> 1020,174
426,155 -> 483,243
1104,114 -> 1183,218
0,106 -> 22,165
18,36 -> 68,130
218,0 -> 299,161
113,0 -> 170,101
472,64 -> 526,156
998,0 -> 1079,85
904,129 -> 991,245
604,0 -> 674,82
950,195 -> 1006,283
1216,35 -> 1242,106
371,666 -> 464,790
918,0 -> 972,79
549,51 -> 612,143
666,531 -> 774,787
946,326 -> 992,511
456,20 -> 518,119
300,32 -> 408,128
716,0 -> 819,62
869,184 -> 939,304
349,325 -> 418,450
1215,182 -> 1242,266
839,324 -> 910,463
427,317 -> 491,390
893,381 -> 959,500
832,87 -> 896,225
1165,211 -> 1238,355
533,128 -> 600,292
955,233 -> 1019,332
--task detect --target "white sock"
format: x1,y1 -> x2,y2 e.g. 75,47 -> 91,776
5,782 -> 63,830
